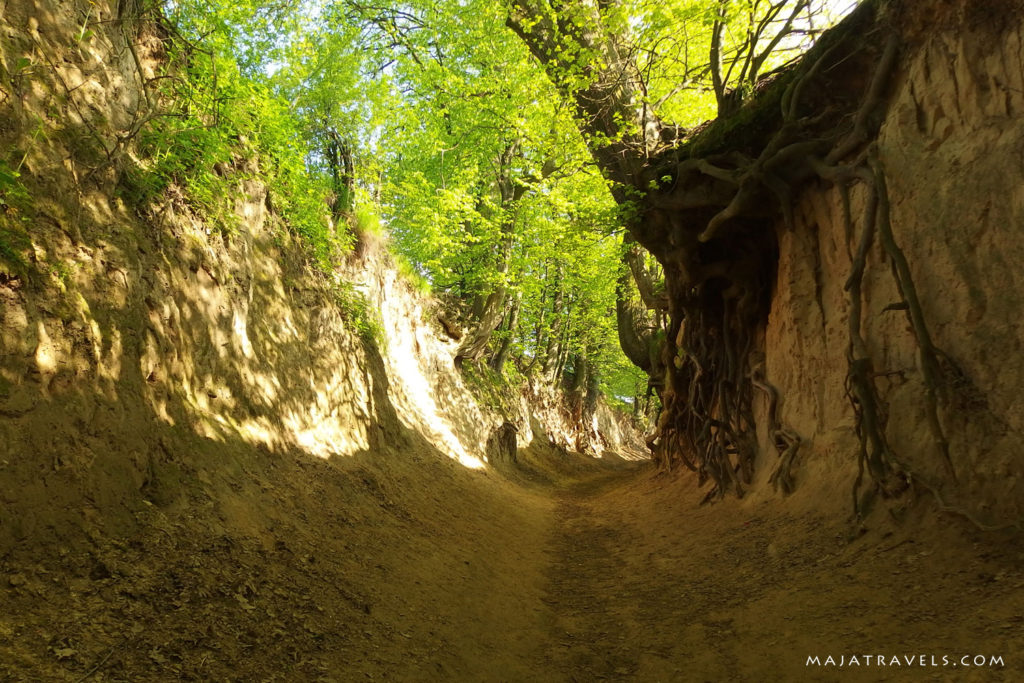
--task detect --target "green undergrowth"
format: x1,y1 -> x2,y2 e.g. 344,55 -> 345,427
329,279 -> 387,352
351,204 -> 432,296
352,204 -> 384,238
117,16 -> 352,270
0,160 -> 32,271
113,12 -> 400,349
461,361 -> 525,417
393,253 -> 432,296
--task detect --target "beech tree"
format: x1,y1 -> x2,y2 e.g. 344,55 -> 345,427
155,0 -> 863,461
342,0 -> 647,404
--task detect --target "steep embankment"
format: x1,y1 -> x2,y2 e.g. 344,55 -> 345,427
0,0 -> 639,559
754,1 -> 1024,522
0,3 -> 639,678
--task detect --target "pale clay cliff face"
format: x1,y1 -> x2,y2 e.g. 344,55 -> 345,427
761,12 -> 1024,521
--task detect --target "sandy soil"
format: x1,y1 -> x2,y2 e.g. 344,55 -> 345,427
1,436 -> 1021,682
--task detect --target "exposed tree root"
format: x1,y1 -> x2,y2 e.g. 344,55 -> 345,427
809,150 -> 967,517
909,472 -> 1024,532
753,374 -> 802,494
644,4 -> 982,512
868,159 -> 956,482
830,163 -> 907,512
655,283 -> 763,499
647,13 -> 895,499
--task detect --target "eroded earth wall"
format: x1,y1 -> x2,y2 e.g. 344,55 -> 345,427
760,5 -> 1024,522
0,0 -> 634,558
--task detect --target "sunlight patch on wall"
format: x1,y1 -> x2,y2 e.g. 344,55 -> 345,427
232,307 -> 254,359
385,326 -> 485,469
365,264 -> 488,471
33,322 -> 57,377
282,408 -> 371,458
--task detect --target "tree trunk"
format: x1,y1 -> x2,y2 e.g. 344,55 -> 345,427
552,305 -> 572,383
326,128 -> 354,219
623,238 -> 667,312
540,269 -> 565,376
455,141 -> 536,365
584,358 -> 600,418
616,237 -> 666,387
710,0 -> 728,115
568,353 -> 587,394
455,287 -> 507,365
489,292 -> 521,374
507,0 -> 668,191
525,274 -> 548,373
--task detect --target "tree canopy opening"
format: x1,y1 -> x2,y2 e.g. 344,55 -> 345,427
136,0 -> 862,482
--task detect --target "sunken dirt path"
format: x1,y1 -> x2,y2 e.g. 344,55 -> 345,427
518,449 -> 1024,683
2,441 -> 1023,682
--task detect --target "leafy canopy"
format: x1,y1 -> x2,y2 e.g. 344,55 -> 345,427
151,0 -> 850,404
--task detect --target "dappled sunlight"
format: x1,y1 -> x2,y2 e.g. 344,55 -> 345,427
0,0 -> 641,494
120,212 -> 492,467
381,311 -> 485,468
3,146 -> 502,480
4,1 -> 1024,679
133,194 -> 390,460
2,173 -> 399,471
283,408 -> 371,458
32,321 -> 57,377
245,369 -> 282,405
231,306 -> 255,359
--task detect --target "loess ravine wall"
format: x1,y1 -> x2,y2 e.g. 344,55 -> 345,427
754,3 -> 1024,523
0,0 -> 638,558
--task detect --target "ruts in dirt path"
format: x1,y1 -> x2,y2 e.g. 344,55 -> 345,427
3,445 -> 1023,682
525,458 -> 1023,683
540,473 -> 646,682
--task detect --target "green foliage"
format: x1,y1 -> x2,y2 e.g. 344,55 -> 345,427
117,4 -> 351,265
353,204 -> 384,238
0,160 -> 32,269
247,86 -> 350,264
393,253 -> 432,296
127,113 -> 240,231
461,361 -> 521,415
329,280 -> 387,350
0,160 -> 30,210
627,0 -> 850,121
148,0 -> 843,410
0,224 -> 31,271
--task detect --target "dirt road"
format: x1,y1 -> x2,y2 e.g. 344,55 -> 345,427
2,440 -> 1022,681
518,447 -> 1023,683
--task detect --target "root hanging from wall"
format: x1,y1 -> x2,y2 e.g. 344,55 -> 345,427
641,5 -> 896,500
829,155 -> 1021,528
637,1 -> 1017,519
